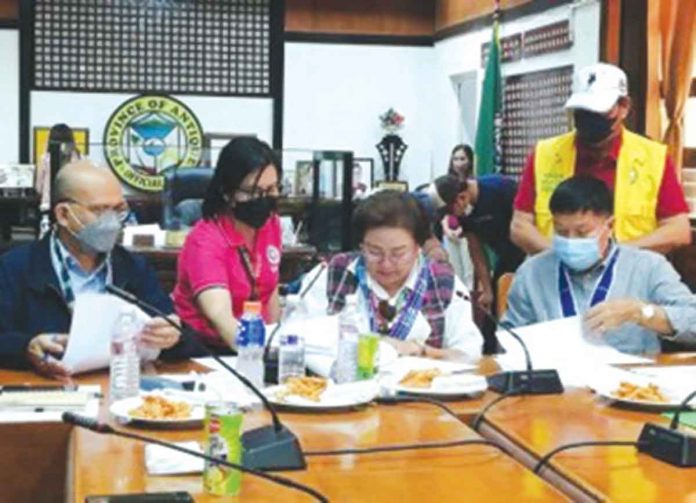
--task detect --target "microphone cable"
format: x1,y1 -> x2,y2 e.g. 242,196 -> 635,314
471,387 -> 522,432
669,389 -> 696,430
533,440 -> 646,475
301,395 -> 508,457
105,285 -> 284,433
304,438 -> 506,457
63,413 -> 328,503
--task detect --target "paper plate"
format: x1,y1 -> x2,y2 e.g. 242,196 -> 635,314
110,394 -> 205,428
591,382 -> 690,411
264,379 -> 379,412
395,374 -> 488,398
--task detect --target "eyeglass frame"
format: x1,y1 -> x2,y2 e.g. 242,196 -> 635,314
233,182 -> 283,202
360,243 -> 418,265
58,198 -> 132,224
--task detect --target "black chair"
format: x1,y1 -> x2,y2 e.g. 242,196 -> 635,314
161,167 -> 214,229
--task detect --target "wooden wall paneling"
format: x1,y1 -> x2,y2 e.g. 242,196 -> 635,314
619,0 -> 648,135
684,148 -> 696,168
435,0 -> 531,31
644,0 -> 661,140
285,0 -> 435,36
600,0 -> 621,64
601,0 -> 661,139
0,0 -> 19,21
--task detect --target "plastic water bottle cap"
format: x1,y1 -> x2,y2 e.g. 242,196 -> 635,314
243,300 -> 262,315
283,334 -> 300,345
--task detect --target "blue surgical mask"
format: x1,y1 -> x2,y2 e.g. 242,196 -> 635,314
552,234 -> 601,271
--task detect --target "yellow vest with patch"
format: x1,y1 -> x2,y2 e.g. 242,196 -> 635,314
534,129 -> 666,242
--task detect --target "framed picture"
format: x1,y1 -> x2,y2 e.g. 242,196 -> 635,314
33,126 -> 90,165
203,133 -> 256,168
375,180 -> 409,192
294,160 -> 314,197
352,158 -> 374,198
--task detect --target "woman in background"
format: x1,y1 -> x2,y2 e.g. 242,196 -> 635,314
173,137 -> 282,350
441,144 -> 475,291
448,144 -> 474,180
36,124 -> 81,214
301,191 -> 483,359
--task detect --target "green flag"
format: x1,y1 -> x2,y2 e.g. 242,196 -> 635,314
474,16 -> 503,176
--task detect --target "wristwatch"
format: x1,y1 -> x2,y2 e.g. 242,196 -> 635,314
640,303 -> 656,323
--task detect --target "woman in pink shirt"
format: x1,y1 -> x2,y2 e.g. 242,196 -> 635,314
173,137 -> 282,350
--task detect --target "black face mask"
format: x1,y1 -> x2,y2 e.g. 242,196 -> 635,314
233,197 -> 278,229
574,110 -> 616,144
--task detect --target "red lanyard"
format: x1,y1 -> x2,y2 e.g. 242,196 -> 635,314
238,247 -> 259,301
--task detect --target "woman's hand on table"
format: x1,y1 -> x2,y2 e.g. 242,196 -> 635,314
382,336 -> 423,356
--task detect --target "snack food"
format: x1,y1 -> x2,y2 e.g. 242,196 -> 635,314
611,382 -> 668,403
399,369 -> 443,389
277,376 -> 328,402
128,395 -> 192,420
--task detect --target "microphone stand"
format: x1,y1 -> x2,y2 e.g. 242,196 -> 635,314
263,263 -> 326,383
62,412 -> 327,502
456,291 -> 563,395
105,285 -> 306,472
637,389 -> 696,467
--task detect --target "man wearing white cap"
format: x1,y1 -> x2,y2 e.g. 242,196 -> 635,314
510,62 -> 690,255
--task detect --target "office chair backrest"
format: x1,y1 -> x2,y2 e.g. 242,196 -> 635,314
161,167 -> 213,228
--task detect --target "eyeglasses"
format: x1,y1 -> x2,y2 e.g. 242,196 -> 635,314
361,244 -> 415,265
235,183 -> 282,202
62,198 -> 132,224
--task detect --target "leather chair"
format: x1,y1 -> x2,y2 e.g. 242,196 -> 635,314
161,167 -> 213,228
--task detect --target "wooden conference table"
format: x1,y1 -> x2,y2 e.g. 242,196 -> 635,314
474,353 -> 696,503
0,361 -> 563,503
2,355 -> 695,502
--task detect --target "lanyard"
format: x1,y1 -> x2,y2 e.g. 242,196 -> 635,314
355,256 -> 429,340
558,248 -> 620,317
51,231 -> 112,310
238,247 -> 259,301
215,218 -> 260,301
52,233 -> 76,308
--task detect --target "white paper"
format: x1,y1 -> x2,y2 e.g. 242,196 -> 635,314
0,385 -> 101,423
267,315 -> 341,357
630,365 -> 696,381
62,293 -> 151,374
145,441 -> 204,475
495,316 -> 654,387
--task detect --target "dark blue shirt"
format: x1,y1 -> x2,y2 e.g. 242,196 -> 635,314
459,175 -> 525,272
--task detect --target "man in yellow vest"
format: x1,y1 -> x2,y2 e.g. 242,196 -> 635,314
511,63 -> 690,255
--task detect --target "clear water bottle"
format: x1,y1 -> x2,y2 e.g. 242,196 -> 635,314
278,334 -> 305,383
236,301 -> 266,388
110,307 -> 142,404
334,294 -> 360,384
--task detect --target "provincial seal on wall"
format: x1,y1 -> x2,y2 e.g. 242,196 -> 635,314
103,95 -> 204,192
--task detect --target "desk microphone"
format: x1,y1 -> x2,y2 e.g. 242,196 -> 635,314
105,284 -> 305,472
62,412 -> 327,502
263,262 -> 326,383
637,389 -> 696,467
456,291 -> 563,395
